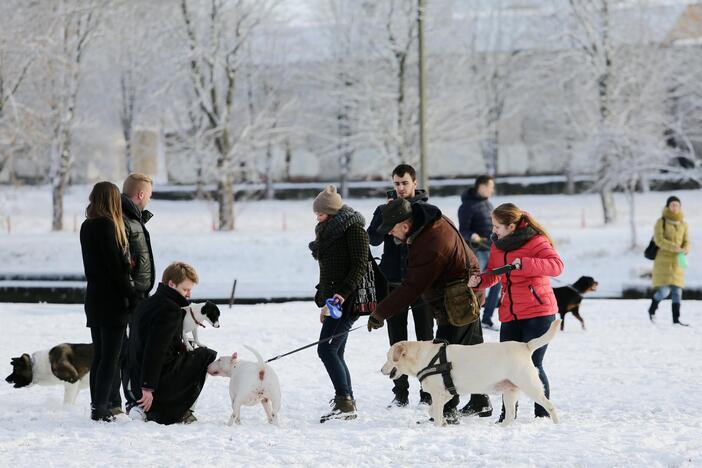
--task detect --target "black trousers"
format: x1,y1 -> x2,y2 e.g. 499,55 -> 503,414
387,296 -> 434,399
436,319 -> 490,413
90,325 -> 127,410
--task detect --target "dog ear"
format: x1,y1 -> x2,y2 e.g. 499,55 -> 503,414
231,352 -> 238,360
392,343 -> 405,362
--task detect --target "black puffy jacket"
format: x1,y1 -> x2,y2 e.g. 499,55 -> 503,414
457,188 -> 493,251
121,194 -> 155,298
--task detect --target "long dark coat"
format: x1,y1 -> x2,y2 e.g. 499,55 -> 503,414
127,283 -> 216,425
80,217 -> 134,328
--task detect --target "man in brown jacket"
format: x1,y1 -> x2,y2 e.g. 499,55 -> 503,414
367,198 -> 492,423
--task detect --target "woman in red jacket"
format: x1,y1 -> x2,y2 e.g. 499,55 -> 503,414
469,203 -> 563,420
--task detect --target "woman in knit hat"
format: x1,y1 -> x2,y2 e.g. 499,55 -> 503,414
309,185 -> 370,422
648,196 -> 690,326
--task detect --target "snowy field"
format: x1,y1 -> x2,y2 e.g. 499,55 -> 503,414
0,185 -> 700,299
0,300 -> 700,467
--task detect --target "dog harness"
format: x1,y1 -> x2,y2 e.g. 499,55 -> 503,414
416,339 -> 458,396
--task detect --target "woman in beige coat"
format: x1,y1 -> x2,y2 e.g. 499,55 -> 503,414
648,196 -> 689,326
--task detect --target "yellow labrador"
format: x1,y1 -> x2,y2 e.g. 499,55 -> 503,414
380,319 -> 561,427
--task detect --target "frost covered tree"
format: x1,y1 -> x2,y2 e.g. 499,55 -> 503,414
179,0 -> 280,230
565,0 -> 702,227
0,1 -> 37,180
40,0 -> 106,231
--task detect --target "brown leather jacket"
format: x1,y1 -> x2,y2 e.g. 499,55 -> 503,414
374,203 -> 482,326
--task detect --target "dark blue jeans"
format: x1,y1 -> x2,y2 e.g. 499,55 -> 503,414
317,314 -> 356,397
476,249 -> 502,325
500,314 -> 555,417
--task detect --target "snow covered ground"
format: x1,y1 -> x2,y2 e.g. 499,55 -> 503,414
0,300 -> 700,467
0,185 -> 700,299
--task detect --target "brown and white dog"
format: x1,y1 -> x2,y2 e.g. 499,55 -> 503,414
381,320 -> 561,427
5,343 -> 93,404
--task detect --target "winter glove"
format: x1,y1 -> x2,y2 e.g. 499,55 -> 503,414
367,314 -> 384,332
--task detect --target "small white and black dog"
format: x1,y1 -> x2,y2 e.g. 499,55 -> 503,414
207,345 -> 281,425
182,301 -> 221,351
5,343 -> 93,404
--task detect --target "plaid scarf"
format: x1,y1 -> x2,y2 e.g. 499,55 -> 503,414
309,205 -> 365,260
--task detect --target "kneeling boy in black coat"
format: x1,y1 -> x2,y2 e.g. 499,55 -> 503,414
126,262 -> 217,424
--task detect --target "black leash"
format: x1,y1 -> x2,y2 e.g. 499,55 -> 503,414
480,264 -> 516,277
266,325 -> 364,363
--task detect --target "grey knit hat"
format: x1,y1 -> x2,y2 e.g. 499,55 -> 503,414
313,185 -> 343,215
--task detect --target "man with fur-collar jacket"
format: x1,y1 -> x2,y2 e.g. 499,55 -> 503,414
367,198 -> 492,423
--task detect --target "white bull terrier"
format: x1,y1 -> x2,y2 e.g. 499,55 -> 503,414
182,301 -> 221,351
207,345 -> 281,425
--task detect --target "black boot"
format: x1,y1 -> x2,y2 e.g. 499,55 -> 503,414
91,405 -> 116,422
459,394 -> 493,417
672,303 -> 689,326
648,299 -> 659,322
387,394 -> 409,408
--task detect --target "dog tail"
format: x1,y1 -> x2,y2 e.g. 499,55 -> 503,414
526,319 -> 561,353
243,345 -> 266,380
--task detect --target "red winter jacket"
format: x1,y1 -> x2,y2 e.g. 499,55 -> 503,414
479,234 -> 563,323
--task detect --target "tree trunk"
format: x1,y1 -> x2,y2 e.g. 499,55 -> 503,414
265,140 -> 274,200
124,130 -> 133,174
52,178 -> 65,232
627,181 -> 637,249
599,185 -> 616,225
217,174 -> 234,231
480,134 -> 498,176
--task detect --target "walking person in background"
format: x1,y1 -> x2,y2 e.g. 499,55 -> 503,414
469,203 -> 563,421
648,196 -> 690,326
367,164 -> 434,408
118,173 -> 156,413
80,182 -> 135,422
458,175 -> 502,331
310,185 -> 370,423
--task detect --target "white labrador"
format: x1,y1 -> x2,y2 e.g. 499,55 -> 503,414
381,319 -> 561,427
207,345 -> 281,425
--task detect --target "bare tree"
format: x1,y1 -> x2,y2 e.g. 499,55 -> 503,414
0,1 -> 37,179
41,0 -> 106,231
179,0 -> 279,230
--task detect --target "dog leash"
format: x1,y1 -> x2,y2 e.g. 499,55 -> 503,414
266,325 -> 364,363
480,264 -> 516,277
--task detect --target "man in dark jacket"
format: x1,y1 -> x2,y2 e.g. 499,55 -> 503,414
126,262 -> 217,425
117,173 -> 156,414
367,198 -> 492,423
458,175 -> 502,330
121,173 -> 155,302
367,164 -> 434,408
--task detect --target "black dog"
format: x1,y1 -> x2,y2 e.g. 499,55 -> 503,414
554,276 -> 598,330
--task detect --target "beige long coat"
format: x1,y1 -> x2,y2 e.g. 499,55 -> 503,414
652,208 -> 689,288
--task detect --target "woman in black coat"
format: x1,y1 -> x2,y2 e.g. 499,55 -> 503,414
310,185 -> 370,423
80,181 -> 134,422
